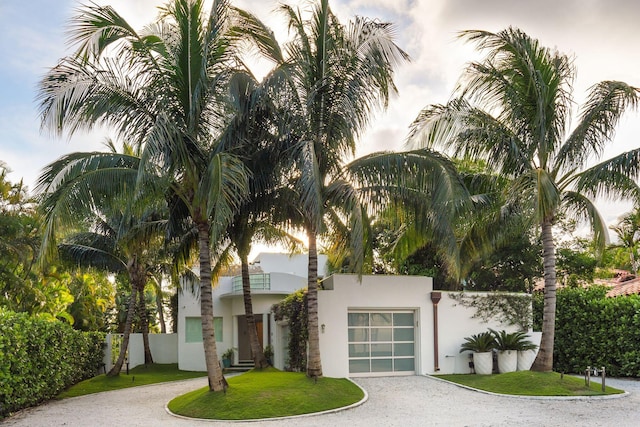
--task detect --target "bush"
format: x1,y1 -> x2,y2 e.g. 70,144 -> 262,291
272,289 -> 307,372
0,310 -> 105,418
534,286 -> 640,377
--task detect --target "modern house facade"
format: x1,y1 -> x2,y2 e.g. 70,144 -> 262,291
178,252 -> 329,371
177,253 -> 540,377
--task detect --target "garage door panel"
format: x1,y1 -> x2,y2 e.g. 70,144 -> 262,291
394,328 -> 414,341
371,313 -> 392,326
394,358 -> 415,372
372,343 -> 392,357
372,359 -> 392,372
394,343 -> 414,356
348,328 -> 368,341
349,359 -> 369,373
393,313 -> 414,326
348,310 -> 416,376
371,328 -> 392,341
349,344 -> 370,357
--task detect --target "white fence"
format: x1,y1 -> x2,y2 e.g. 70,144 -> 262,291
103,333 -> 178,373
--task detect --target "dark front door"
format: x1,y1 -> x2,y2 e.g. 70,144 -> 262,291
238,315 -> 263,361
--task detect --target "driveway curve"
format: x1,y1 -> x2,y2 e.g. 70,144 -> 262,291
3,376 -> 640,426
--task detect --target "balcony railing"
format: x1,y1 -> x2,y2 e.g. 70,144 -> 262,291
231,273 -> 271,293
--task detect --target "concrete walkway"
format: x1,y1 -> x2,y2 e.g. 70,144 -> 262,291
3,375 -> 640,426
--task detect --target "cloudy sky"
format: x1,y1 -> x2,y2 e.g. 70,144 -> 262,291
1,0 -> 639,231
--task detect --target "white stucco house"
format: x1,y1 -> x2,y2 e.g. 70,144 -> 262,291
178,252 -> 329,372
178,252 -> 540,377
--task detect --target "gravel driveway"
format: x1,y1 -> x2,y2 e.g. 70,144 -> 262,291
3,375 -> 639,426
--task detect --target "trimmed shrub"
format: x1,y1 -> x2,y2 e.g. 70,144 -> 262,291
534,286 -> 640,377
0,310 -> 105,417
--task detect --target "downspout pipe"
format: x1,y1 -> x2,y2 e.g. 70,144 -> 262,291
431,292 -> 442,372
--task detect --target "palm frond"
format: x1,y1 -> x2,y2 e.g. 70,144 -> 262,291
562,191 -> 609,251
558,81 -> 640,172
572,148 -> 640,206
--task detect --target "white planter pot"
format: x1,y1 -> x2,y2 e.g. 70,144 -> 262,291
497,350 -> 517,373
473,351 -> 493,375
517,349 -> 537,371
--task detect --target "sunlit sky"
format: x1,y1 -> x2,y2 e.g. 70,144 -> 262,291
1,0 -> 639,238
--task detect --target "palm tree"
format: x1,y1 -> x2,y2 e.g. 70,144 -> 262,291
257,0 -> 409,377
610,210 -> 640,274
409,27 -> 640,371
220,72 -> 304,368
340,149 -> 473,279
37,0 -> 251,391
37,143 -> 168,374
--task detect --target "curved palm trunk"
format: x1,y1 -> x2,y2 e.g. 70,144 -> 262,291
155,278 -> 167,334
531,219 -> 557,372
197,221 -> 227,391
108,285 -> 138,376
138,283 -> 153,364
306,230 -> 322,378
240,253 -> 269,368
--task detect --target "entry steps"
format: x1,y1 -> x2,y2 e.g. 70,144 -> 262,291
225,360 -> 254,373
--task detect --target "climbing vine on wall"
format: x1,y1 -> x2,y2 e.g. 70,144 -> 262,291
271,289 -> 308,372
449,292 -> 533,331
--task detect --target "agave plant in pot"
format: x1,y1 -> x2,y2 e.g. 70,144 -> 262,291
490,329 -> 537,373
459,332 -> 496,375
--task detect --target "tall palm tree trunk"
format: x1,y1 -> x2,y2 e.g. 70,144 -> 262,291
197,221 -> 227,391
240,253 -> 269,368
306,230 -> 322,378
108,285 -> 138,376
532,219 -> 557,372
155,278 -> 167,334
138,282 -> 153,364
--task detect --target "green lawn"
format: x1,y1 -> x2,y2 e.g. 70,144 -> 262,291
167,367 -> 364,420
435,371 -> 624,396
58,363 -> 207,398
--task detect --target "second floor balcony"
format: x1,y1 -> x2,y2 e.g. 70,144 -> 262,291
231,273 -> 271,293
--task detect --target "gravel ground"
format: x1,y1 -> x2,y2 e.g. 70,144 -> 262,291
3,375 -> 640,427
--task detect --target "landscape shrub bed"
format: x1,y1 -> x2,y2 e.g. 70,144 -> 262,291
0,310 -> 105,418
534,286 -> 640,376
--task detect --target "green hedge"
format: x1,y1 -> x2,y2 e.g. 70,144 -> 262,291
0,310 -> 105,417
534,286 -> 640,377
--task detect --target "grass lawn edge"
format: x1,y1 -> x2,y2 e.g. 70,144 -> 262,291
57,364 -> 207,399
60,375 -> 208,400
165,377 -> 368,422
427,374 -> 629,401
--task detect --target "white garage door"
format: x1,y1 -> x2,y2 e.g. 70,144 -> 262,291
348,311 -> 415,376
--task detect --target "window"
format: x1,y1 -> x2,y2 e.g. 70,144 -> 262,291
348,311 -> 415,375
185,317 -> 223,342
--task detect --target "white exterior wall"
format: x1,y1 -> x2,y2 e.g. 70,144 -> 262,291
436,293 -> 540,374
103,333 -> 177,372
317,274 -> 537,378
178,276 -> 234,371
252,252 -> 328,278
177,271 -> 305,371
318,274 -> 433,378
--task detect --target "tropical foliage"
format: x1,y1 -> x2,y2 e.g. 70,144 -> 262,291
237,0 -> 411,378
28,0 -> 640,389
609,210 -> 640,273
459,331 -> 496,353
534,286 -> 640,377
489,329 -> 537,351
0,310 -> 104,418
409,27 -> 640,371
37,0 -> 255,390
272,289 -> 308,372
0,164 -> 114,325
